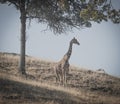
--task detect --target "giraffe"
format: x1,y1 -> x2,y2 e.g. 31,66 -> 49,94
54,37 -> 80,85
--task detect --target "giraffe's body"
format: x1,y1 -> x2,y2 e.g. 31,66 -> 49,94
54,37 -> 80,85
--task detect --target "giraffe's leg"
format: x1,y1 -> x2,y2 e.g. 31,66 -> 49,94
55,69 -> 58,82
64,70 -> 67,86
62,69 -> 66,86
65,72 -> 67,84
61,72 -> 64,85
56,73 -> 58,83
57,73 -> 61,83
66,67 -> 69,84
56,69 -> 60,83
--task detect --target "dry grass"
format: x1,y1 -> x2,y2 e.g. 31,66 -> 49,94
0,52 -> 120,104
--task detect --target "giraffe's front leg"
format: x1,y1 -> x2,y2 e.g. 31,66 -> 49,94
64,73 -> 67,85
66,67 -> 69,84
63,70 -> 67,86
60,71 -> 64,85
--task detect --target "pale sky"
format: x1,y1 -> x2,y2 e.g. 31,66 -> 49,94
0,2 -> 120,77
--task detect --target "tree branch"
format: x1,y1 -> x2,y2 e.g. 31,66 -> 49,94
8,0 -> 19,9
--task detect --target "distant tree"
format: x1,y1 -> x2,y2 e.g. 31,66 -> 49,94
0,0 -> 120,75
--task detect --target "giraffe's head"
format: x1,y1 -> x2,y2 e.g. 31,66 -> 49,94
71,37 -> 80,45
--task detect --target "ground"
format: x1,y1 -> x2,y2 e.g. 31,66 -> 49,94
0,52 -> 120,104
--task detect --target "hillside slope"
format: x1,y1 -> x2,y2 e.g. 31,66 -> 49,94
0,73 -> 83,104
0,52 -> 120,104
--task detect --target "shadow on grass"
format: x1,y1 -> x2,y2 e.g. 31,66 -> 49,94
0,78 -> 86,104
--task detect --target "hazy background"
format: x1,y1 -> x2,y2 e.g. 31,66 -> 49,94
0,2 -> 120,77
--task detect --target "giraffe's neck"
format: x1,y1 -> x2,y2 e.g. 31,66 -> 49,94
64,41 -> 73,61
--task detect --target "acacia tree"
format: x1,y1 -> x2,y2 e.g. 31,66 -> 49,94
0,0 -> 120,75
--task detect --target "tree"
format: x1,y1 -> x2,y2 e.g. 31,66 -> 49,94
0,0 -> 120,75
0,0 -> 28,75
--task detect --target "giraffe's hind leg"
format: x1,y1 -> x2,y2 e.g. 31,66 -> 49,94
61,72 -> 64,85
55,68 -> 61,84
56,72 -> 60,83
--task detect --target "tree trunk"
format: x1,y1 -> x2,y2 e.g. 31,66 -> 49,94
19,1 -> 26,75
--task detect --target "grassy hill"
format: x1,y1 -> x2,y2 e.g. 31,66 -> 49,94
0,52 -> 120,104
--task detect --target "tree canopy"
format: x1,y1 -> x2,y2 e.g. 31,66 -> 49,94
28,0 -> 120,34
1,0 -> 120,34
